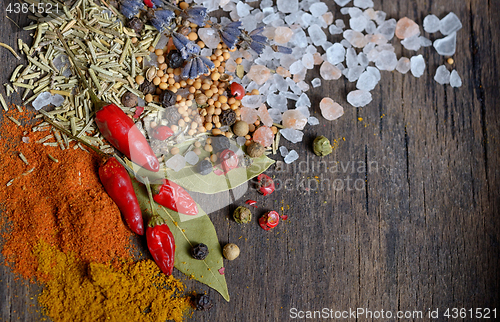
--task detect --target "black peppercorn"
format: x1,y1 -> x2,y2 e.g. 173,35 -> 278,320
164,107 -> 181,125
191,243 -> 209,260
128,17 -> 144,35
220,109 -> 236,126
160,89 -> 176,108
195,294 -> 213,311
167,50 -> 185,69
121,91 -> 138,108
211,135 -> 230,153
197,160 -> 213,175
139,79 -> 156,95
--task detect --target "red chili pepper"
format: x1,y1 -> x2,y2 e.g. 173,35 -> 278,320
219,149 -> 239,173
55,29 -> 159,173
259,211 -> 280,231
95,105 -> 159,172
147,217 -> 175,276
143,0 -> 155,8
256,174 -> 275,196
151,125 -> 174,140
245,199 -> 258,207
230,82 -> 245,100
99,157 -> 144,235
152,179 -> 198,216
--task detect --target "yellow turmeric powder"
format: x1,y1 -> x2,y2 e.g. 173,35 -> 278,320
34,241 -> 192,322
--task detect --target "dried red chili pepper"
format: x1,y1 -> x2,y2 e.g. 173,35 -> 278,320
256,174 -> 275,196
99,157 -> 144,235
151,125 -> 174,140
143,0 -> 155,8
245,199 -> 257,207
230,82 -> 245,100
259,211 -> 280,231
55,29 -> 159,173
152,179 -> 198,216
146,216 -> 175,276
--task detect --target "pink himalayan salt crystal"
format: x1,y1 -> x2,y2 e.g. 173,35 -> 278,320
240,106 -> 259,124
395,17 -> 420,40
367,34 -> 388,45
322,12 -> 334,25
253,126 -> 274,147
320,61 -> 342,80
262,26 -> 275,39
313,52 -> 323,65
343,30 -> 368,48
282,110 -> 308,130
320,98 -> 344,121
225,59 -> 237,73
258,104 -> 274,127
248,65 -> 271,85
276,66 -> 292,78
274,27 -> 293,44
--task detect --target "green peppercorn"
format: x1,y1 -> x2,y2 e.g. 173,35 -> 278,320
233,206 -> 252,224
313,136 -> 333,156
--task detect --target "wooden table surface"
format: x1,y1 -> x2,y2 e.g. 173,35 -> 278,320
1,1 -> 499,321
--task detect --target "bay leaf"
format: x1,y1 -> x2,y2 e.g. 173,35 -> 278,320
164,153 -> 275,194
131,179 -> 230,302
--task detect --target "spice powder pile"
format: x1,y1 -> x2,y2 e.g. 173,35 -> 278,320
0,107 -> 133,280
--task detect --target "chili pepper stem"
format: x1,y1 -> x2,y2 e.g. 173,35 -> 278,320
43,116 -> 109,159
54,29 -> 107,110
143,176 -> 162,224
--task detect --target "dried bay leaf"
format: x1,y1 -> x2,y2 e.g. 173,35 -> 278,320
131,178 -> 230,302
164,153 -> 275,194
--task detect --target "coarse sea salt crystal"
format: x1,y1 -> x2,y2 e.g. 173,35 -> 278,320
326,43 -> 346,65
356,70 -> 378,91
334,0 -> 352,6
347,90 -> 372,107
311,78 -> 321,88
439,12 -> 462,35
198,28 -> 221,48
277,0 -> 298,13
309,2 -> 328,17
185,151 -> 199,165
343,30 -> 368,48
32,92 -> 52,110
401,34 -> 422,51
376,19 -> 397,41
410,55 -> 425,77
166,154 -> 186,172
280,128 -> 304,143
308,24 -> 327,46
450,70 -> 462,88
284,150 -> 299,164
396,57 -> 411,74
308,116 -> 320,125
51,94 -> 65,107
236,136 -> 247,146
320,98 -> 344,121
280,145 -> 289,157
241,95 -> 262,108
423,14 -> 440,33
354,0 -> 374,9
433,32 -> 457,56
434,65 -> 451,85
375,51 -> 398,71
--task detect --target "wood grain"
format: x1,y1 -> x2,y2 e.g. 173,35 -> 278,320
1,0 -> 499,321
